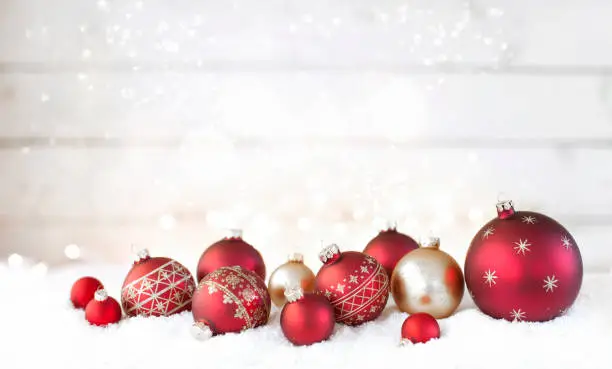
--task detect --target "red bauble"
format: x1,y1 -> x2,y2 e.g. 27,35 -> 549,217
121,249 -> 196,317
85,289 -> 122,326
191,266 -> 271,340
464,199 -> 583,322
196,229 -> 266,282
70,276 -> 103,309
400,312 -> 440,344
314,244 -> 389,326
363,224 -> 419,277
280,285 -> 335,346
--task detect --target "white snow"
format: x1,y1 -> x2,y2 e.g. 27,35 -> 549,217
1,263 -> 611,369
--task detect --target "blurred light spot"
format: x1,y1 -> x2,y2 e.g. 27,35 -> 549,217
8,253 -> 23,268
82,49 -> 92,59
297,217 -> 312,231
21,147 -> 30,154
468,208 -> 484,223
159,214 -> 176,230
65,244 -> 81,260
41,93 -> 49,102
468,152 -> 479,163
32,262 -> 48,276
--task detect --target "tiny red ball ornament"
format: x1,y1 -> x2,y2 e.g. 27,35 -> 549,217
70,276 -> 103,309
191,266 -> 271,340
280,284 -> 335,346
363,222 -> 419,277
85,289 -> 122,326
464,199 -> 583,322
196,229 -> 266,282
314,244 -> 389,326
121,249 -> 196,317
400,312 -> 440,344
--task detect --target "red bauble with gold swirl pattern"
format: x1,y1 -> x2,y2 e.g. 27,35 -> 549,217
314,244 -> 389,326
464,199 -> 583,322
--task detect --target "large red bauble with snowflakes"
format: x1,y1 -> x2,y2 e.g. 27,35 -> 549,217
464,199 -> 583,322
121,249 -> 196,317
363,224 -> 419,277
191,266 -> 271,340
196,229 -> 266,282
314,244 -> 389,326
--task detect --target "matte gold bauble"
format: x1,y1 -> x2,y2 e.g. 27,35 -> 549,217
391,236 -> 465,319
268,253 -> 316,307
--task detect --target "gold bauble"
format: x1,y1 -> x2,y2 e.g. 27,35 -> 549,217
390,236 -> 465,319
268,253 -> 316,307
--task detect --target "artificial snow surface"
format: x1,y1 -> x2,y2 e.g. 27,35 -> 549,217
2,263 -> 611,369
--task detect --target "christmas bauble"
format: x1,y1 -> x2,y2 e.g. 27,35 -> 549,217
85,289 -> 122,326
191,266 -> 271,340
464,199 -> 583,322
363,223 -> 419,277
314,244 -> 389,326
70,276 -> 103,309
280,285 -> 335,346
391,236 -> 465,319
400,312 -> 440,344
121,249 -> 196,317
196,229 -> 266,282
268,253 -> 316,307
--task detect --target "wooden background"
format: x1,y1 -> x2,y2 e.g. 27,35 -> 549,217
1,0 -> 612,273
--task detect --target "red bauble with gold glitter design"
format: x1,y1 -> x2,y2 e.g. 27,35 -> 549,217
363,223 -> 419,277
314,244 -> 389,326
465,199 -> 583,322
85,289 -> 122,326
196,229 -> 266,282
191,266 -> 271,340
121,249 -> 196,317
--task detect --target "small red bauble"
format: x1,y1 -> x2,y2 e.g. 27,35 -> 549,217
85,289 -> 122,326
400,312 -> 440,344
363,223 -> 419,277
121,249 -> 196,317
70,276 -> 103,309
191,266 -> 271,340
280,285 -> 335,346
465,199 -> 583,322
196,229 -> 266,282
314,244 -> 389,326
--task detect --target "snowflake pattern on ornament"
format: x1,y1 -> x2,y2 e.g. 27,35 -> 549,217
323,255 -> 389,325
198,266 -> 270,331
121,260 -> 195,317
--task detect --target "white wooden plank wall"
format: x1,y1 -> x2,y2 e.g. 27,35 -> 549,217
1,0 -> 612,273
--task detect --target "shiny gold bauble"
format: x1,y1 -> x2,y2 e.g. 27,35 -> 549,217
268,253 -> 316,307
390,237 -> 465,319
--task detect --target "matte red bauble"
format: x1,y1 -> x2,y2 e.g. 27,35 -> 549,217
363,223 -> 418,277
196,229 -> 266,282
400,312 -> 440,344
280,285 -> 335,346
464,199 -> 583,322
314,244 -> 389,326
121,249 -> 196,317
191,266 -> 271,340
85,289 -> 122,326
70,276 -> 103,309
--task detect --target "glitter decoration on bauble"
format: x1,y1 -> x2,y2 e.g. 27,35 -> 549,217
314,244 -> 389,326
121,248 -> 196,317
363,221 -> 419,277
70,276 -> 103,309
391,236 -> 465,319
464,198 -> 583,322
268,253 -> 316,307
196,229 -> 266,282
280,284 -> 335,346
191,266 -> 271,340
85,289 -> 122,326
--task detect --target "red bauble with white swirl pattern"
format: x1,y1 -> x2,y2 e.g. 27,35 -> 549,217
121,249 -> 196,317
191,266 -> 271,340
314,244 -> 389,326
464,200 -> 583,322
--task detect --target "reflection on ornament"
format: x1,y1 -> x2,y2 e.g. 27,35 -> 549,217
268,253 -> 316,307
391,236 -> 464,319
464,199 -> 583,322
